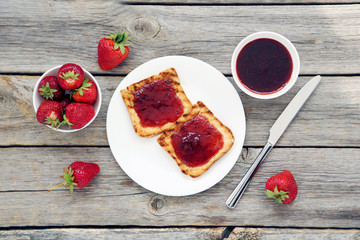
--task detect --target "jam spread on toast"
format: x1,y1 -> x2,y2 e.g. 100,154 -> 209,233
171,114 -> 224,167
133,79 -> 184,127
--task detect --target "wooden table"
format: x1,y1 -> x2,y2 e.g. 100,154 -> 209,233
1,0 -> 359,239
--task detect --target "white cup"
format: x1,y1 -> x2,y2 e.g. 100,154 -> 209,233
231,31 -> 300,99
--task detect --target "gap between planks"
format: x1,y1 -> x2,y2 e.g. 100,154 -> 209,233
1,225 -> 360,231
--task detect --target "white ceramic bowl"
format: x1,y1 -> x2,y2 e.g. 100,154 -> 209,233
33,65 -> 102,132
231,31 -> 300,99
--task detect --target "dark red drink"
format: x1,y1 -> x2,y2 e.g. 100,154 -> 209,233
236,38 -> 293,94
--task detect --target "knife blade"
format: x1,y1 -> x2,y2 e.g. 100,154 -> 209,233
226,75 -> 321,209
268,75 -> 321,145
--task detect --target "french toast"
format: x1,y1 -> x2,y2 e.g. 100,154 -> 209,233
157,101 -> 234,178
121,68 -> 192,137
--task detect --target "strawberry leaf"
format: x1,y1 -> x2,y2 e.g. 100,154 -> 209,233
107,31 -> 132,52
49,167 -> 77,193
116,33 -> 124,42
265,186 -> 289,204
73,78 -> 92,96
63,167 -> 77,193
44,116 -> 61,129
119,45 -> 125,54
60,70 -> 79,80
60,114 -> 73,128
39,82 -> 58,100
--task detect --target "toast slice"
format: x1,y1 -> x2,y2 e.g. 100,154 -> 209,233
157,101 -> 234,178
121,68 -> 192,137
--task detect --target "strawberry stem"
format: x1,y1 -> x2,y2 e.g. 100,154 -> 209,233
48,182 -> 66,192
48,167 -> 77,193
59,114 -> 73,128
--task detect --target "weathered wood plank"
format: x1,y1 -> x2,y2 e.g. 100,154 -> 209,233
0,228 -> 225,240
227,228 -> 360,239
1,2 -> 360,74
1,227 -> 360,240
1,75 -> 358,147
125,0 -> 360,3
1,147 -> 360,228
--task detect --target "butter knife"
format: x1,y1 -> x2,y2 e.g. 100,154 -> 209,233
226,75 -> 321,209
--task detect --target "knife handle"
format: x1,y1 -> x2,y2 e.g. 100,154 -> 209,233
226,142 -> 273,209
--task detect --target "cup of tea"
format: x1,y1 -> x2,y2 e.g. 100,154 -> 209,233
231,31 -> 300,99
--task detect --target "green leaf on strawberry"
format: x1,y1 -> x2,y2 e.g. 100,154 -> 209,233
39,82 -> 58,100
44,116 -> 61,129
73,78 -> 92,96
59,70 -> 80,80
265,186 -> 290,204
62,167 -> 78,193
60,114 -> 73,128
48,167 -> 78,193
106,31 -> 132,54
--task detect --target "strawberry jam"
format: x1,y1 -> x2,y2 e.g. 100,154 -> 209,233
171,115 -> 224,167
236,38 -> 293,94
133,79 -> 184,127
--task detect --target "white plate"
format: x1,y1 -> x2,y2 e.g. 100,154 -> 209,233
106,56 -> 246,196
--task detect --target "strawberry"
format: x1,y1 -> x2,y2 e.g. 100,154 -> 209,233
265,170 -> 298,204
38,76 -> 64,101
36,100 -> 63,129
57,63 -> 84,90
63,103 -> 95,129
49,161 -> 100,193
59,97 -> 72,110
72,78 -> 97,105
98,31 -> 131,70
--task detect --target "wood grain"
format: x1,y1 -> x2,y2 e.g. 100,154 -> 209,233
1,147 -> 360,228
1,227 -> 360,239
1,0 -> 359,233
1,2 -> 360,74
125,0 -> 360,4
1,75 -> 358,147
0,228 -> 225,240
227,228 -> 360,239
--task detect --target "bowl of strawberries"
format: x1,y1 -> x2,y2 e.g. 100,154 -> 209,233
33,63 -> 102,132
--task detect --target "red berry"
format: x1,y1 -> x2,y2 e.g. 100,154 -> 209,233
57,63 -> 84,90
38,76 -> 64,100
98,32 -> 131,71
63,103 -> 95,129
72,78 -> 97,105
265,170 -> 298,204
59,97 -> 72,110
49,161 -> 100,193
36,100 -> 63,129
69,162 -> 100,189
